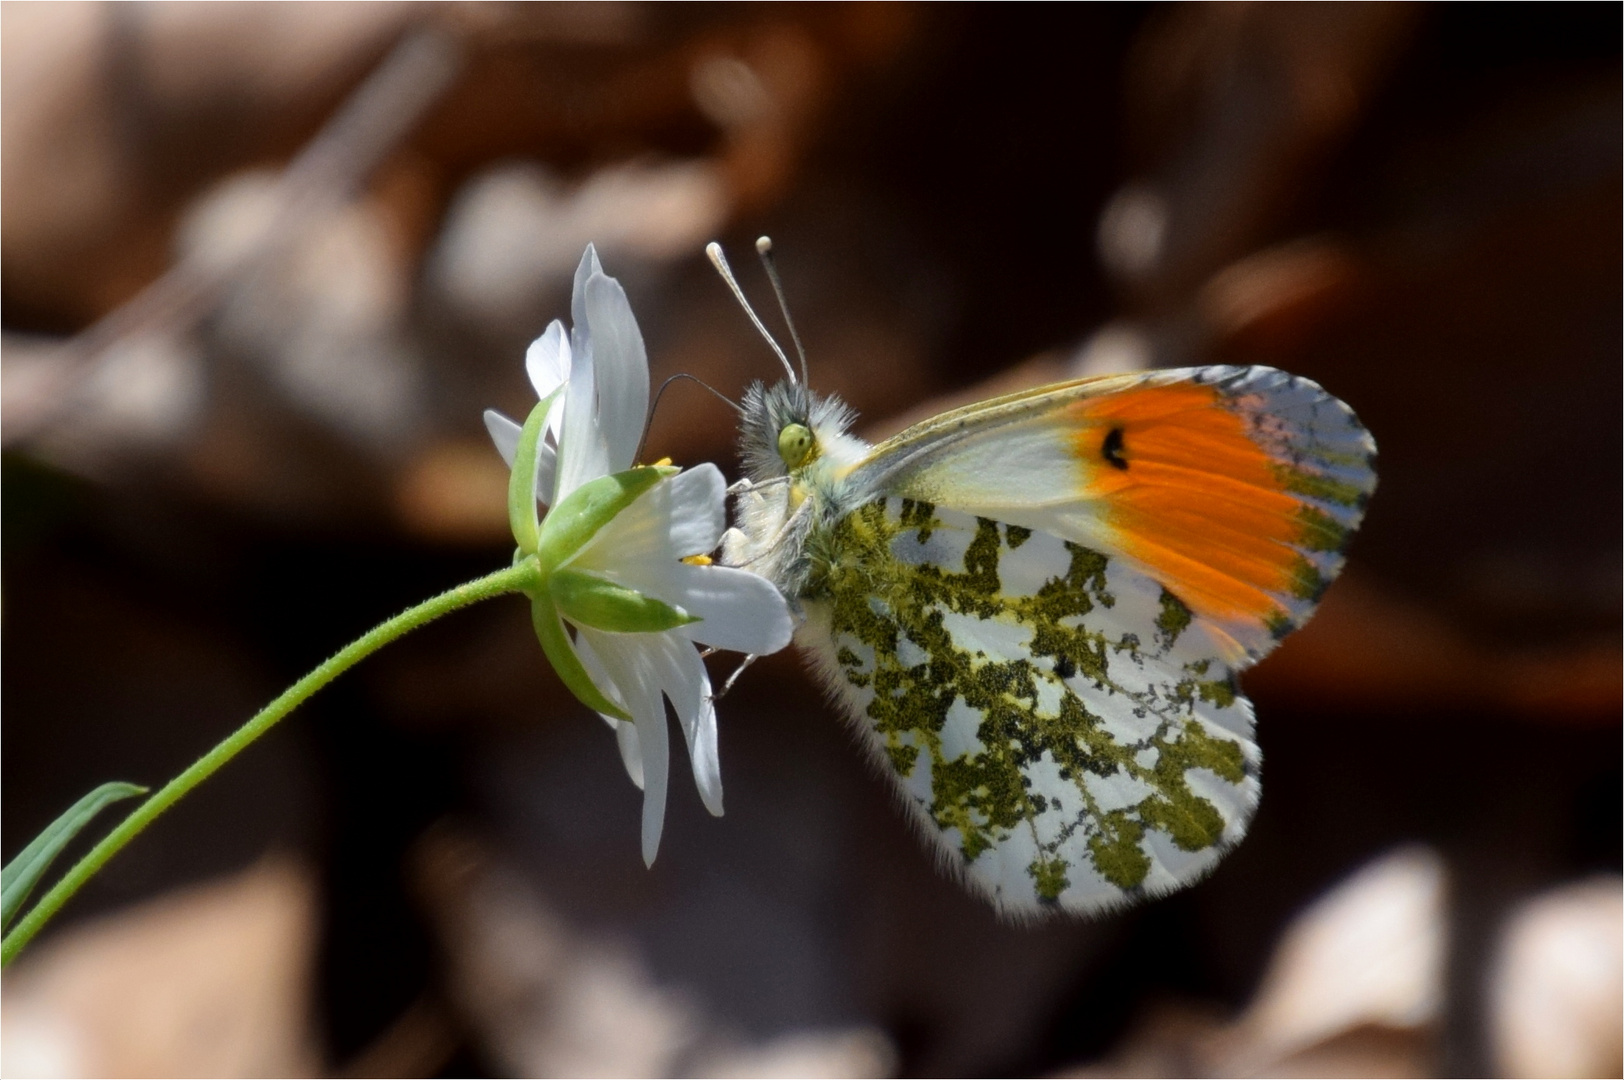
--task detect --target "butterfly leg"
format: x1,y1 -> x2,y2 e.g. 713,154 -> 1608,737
727,475 -> 791,497
709,654 -> 758,701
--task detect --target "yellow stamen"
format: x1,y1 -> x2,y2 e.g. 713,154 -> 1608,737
681,554 -> 713,566
651,456 -> 673,467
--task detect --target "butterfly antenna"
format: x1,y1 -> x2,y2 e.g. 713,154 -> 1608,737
706,241 -> 798,384
636,373 -> 742,463
755,236 -> 809,387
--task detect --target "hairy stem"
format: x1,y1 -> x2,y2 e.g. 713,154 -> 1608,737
2,560 -> 539,966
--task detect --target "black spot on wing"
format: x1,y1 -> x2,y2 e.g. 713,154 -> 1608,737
1102,426 -> 1128,470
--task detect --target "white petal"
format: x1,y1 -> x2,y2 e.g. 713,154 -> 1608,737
578,628 -> 670,866
662,464 -> 727,554
524,320 -> 572,441
554,317 -> 609,502
673,564 -> 794,654
559,249 -> 602,500
575,526 -> 793,653
483,408 -> 559,506
534,447 -> 558,506
614,719 -> 645,790
636,695 -> 670,867
583,272 -> 649,473
650,634 -> 722,817
570,244 -> 603,343
484,408 -> 520,465
524,320 -> 569,400
574,630 -> 641,786
581,628 -> 722,821
569,465 -> 726,577
596,558 -> 792,655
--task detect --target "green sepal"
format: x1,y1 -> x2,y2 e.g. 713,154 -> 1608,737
508,388 -> 564,556
3,781 -> 148,931
531,595 -> 632,721
551,568 -> 698,634
535,465 -> 676,572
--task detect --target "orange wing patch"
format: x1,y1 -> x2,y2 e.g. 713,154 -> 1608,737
1068,382 -> 1323,638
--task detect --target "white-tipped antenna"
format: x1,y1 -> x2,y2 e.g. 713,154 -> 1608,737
706,241 -> 798,384
755,236 -> 809,387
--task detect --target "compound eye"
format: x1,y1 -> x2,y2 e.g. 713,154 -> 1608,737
777,423 -> 815,468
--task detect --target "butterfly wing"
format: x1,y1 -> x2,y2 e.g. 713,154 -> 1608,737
845,366 -> 1377,663
800,497 -> 1260,916
796,365 -> 1373,914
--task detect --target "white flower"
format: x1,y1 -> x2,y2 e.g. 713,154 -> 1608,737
485,246 -> 793,866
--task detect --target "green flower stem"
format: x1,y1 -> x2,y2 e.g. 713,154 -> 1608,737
1,560 -> 541,967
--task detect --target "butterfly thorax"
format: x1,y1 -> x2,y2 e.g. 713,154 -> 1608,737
722,380 -> 874,605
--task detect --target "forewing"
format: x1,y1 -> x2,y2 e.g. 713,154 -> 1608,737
801,498 -> 1260,917
850,366 -> 1376,663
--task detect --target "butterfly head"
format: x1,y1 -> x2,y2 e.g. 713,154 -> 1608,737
778,423 -> 815,470
708,236 -> 872,594
737,378 -> 863,485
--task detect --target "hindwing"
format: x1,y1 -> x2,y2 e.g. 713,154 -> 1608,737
798,496 -> 1260,916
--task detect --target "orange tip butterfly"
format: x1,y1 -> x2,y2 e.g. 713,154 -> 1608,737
713,239 -> 1376,917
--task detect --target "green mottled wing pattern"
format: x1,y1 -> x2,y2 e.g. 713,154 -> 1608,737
800,497 -> 1260,916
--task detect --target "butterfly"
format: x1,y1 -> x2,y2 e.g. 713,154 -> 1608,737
710,242 -> 1376,917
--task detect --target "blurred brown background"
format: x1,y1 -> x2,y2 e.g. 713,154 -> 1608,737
2,3 -> 1618,1077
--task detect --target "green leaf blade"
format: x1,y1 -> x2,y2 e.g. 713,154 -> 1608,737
3,781 -> 147,930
